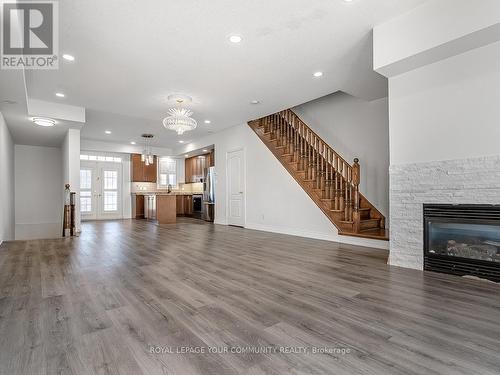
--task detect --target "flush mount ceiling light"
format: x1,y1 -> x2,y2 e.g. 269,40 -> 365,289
162,97 -> 197,135
55,92 -> 65,98
105,130 -> 112,134
62,54 -> 75,61
32,117 -> 55,127
229,35 -> 242,43
313,71 -> 323,77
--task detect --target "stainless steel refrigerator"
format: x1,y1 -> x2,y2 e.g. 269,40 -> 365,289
203,166 -> 215,222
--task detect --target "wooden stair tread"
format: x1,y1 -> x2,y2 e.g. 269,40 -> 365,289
248,115 -> 388,241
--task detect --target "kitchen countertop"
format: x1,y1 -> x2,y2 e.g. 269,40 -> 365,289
132,192 -> 202,196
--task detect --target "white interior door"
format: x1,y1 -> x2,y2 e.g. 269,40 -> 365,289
80,161 -> 122,220
80,163 -> 98,220
227,149 -> 245,227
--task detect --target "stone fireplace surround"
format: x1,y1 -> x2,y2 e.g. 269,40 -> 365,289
389,155 -> 500,270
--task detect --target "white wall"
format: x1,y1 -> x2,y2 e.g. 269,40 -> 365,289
15,145 -> 63,240
62,129 -> 81,231
389,40 -> 500,165
177,123 -> 388,249
374,0 -> 500,77
0,112 -> 15,243
293,92 -> 389,218
375,4 -> 500,269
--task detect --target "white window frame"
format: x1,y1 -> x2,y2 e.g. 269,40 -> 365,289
157,157 -> 179,189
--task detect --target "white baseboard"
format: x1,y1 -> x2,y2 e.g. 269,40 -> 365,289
244,222 -> 389,250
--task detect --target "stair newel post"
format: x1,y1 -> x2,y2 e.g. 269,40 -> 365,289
352,158 -> 361,232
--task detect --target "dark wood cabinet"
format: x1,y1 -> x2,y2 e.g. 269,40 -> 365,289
135,195 -> 144,218
176,195 -> 193,216
131,154 -> 157,182
184,154 -> 210,183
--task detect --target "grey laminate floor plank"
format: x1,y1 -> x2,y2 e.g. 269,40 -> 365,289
1,218 -> 500,375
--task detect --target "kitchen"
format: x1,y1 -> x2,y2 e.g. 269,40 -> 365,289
131,147 -> 215,224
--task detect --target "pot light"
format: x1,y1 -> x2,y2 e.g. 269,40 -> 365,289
204,120 -> 211,124
250,100 -> 260,104
185,154 -> 189,158
130,141 -> 136,145
229,35 -> 242,43
62,54 -> 75,61
313,71 -> 323,77
55,92 -> 65,98
179,140 -> 185,144
105,130 -> 112,134
202,149 -> 208,152
32,117 -> 55,127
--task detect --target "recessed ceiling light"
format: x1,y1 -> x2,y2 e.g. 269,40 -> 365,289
179,140 -> 185,144
250,100 -> 260,104
185,154 -> 189,158
130,141 -> 136,145
62,54 -> 75,61
229,35 -> 242,43
55,92 -> 65,98
313,71 -> 323,78
202,149 -> 208,152
32,117 -> 55,127
204,120 -> 211,124
105,130 -> 112,134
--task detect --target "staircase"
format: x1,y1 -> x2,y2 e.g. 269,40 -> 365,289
248,109 -> 388,241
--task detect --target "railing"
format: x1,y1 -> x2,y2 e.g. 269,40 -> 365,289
258,109 -> 361,228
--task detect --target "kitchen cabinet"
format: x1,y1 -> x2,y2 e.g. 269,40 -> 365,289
131,154 -> 157,182
135,195 -> 144,218
184,154 -> 209,183
176,195 -> 193,216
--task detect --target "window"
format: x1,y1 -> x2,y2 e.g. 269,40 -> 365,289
158,157 -> 177,188
80,169 -> 92,189
80,191 -> 92,212
103,170 -> 117,190
80,154 -> 122,163
103,191 -> 117,211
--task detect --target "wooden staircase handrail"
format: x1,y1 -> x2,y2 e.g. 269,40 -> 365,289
279,109 -> 354,174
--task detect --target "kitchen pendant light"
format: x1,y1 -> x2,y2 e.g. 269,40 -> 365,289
141,134 -> 154,165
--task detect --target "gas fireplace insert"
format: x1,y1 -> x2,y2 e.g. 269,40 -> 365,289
423,204 -> 500,282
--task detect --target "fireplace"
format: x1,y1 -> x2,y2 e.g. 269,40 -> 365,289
423,204 -> 500,282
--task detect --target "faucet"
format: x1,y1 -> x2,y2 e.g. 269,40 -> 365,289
167,184 -> 172,193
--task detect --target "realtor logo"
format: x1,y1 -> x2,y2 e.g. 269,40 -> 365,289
1,1 -> 59,69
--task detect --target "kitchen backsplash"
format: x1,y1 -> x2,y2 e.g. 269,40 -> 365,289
131,182 -> 203,194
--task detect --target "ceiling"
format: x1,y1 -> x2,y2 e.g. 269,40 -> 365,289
1,0 -> 427,149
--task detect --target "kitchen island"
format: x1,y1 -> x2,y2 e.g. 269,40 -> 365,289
132,192 -> 200,224
156,195 -> 176,224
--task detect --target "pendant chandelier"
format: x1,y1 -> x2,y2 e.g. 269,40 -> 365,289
162,99 -> 197,135
141,134 -> 154,165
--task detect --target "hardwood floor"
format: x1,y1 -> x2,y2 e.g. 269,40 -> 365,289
1,218 -> 500,375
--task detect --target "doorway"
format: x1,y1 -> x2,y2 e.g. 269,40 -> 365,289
80,161 -> 123,220
226,148 -> 245,227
